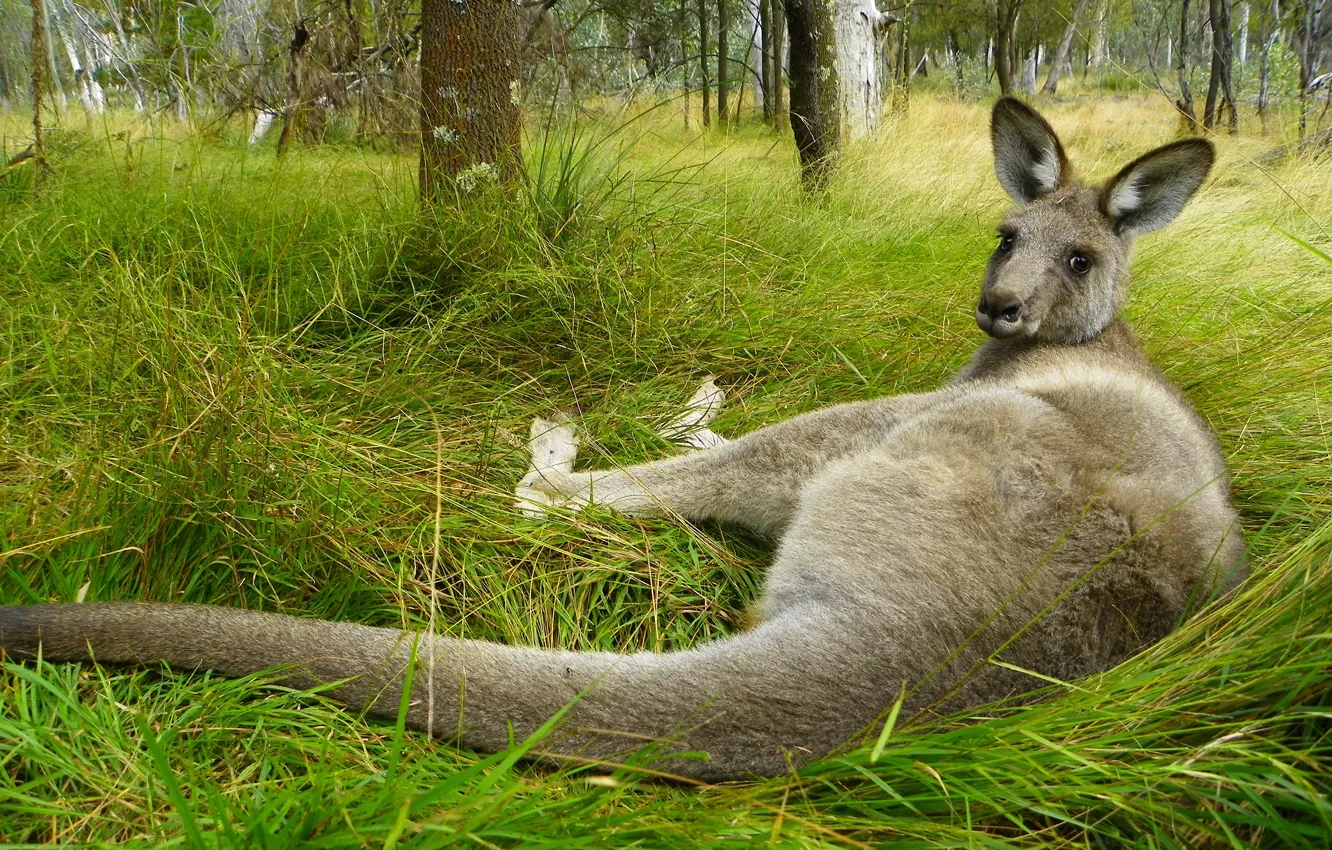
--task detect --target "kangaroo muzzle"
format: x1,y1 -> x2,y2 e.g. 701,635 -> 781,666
976,292 -> 1027,339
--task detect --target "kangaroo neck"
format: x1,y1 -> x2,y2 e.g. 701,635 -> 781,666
952,317 -> 1146,385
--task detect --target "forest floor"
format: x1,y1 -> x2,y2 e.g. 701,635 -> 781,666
1,92 -> 1330,847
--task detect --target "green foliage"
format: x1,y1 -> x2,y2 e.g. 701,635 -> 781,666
1,96 -> 1331,846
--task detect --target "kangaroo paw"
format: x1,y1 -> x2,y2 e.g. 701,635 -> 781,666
515,415 -> 581,517
657,377 -> 729,451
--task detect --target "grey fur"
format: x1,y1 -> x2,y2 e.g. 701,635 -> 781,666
0,99 -> 1245,783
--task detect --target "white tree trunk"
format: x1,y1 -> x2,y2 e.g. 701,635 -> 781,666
250,110 -> 278,144
1092,0 -> 1109,67
1238,2 -> 1249,64
833,0 -> 891,140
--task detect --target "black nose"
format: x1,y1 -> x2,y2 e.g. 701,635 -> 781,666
979,296 -> 1023,324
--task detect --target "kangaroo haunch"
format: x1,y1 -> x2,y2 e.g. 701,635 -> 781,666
0,99 -> 1247,782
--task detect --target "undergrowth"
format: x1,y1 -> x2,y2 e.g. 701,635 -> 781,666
0,94 -> 1330,847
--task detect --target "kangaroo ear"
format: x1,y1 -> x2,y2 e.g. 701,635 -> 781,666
991,97 -> 1070,204
1101,139 -> 1214,236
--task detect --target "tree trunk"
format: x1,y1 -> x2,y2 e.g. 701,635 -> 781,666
995,0 -> 1020,96
30,0 -> 47,178
771,0 -> 786,129
1176,0 -> 1199,132
40,0 -> 64,115
717,0 -> 729,125
1257,4 -> 1278,133
836,0 -> 895,136
418,0 -> 522,204
699,0 -> 711,127
0,53 -> 12,108
1203,0 -> 1237,134
277,19 -> 309,156
947,30 -> 964,93
760,0 -> 773,122
1042,0 -> 1090,94
1238,1 -> 1249,63
785,0 -> 839,190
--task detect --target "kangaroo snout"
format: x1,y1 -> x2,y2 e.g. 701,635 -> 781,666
976,293 -> 1025,338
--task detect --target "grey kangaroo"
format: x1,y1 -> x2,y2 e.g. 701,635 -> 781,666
0,99 -> 1246,782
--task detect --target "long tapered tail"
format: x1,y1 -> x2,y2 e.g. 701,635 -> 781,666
0,602 -> 893,781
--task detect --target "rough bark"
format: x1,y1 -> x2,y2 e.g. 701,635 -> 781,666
785,0 -> 839,190
419,0 -> 522,204
1176,0 -> 1199,132
1042,0 -> 1090,94
1203,0 -> 1238,133
717,0 -> 729,124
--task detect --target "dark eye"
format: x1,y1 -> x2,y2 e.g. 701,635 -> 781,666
998,234 -> 1015,253
1069,253 -> 1092,275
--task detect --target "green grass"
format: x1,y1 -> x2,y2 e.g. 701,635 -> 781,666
1,94 -> 1331,847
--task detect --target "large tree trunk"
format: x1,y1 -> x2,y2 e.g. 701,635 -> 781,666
1204,0 -> 1238,133
995,0 -> 1021,96
1042,0 -> 1090,94
1176,0 -> 1199,132
419,0 -> 522,203
785,0 -> 839,189
717,0 -> 729,125
834,0 -> 894,137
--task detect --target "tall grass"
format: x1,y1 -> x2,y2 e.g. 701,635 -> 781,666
1,94 -> 1330,847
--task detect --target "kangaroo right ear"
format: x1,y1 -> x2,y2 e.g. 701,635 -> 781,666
991,97 -> 1070,204
1100,138 -> 1215,236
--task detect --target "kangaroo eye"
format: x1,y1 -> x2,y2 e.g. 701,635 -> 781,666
1069,254 -> 1092,275
998,234 -> 1015,253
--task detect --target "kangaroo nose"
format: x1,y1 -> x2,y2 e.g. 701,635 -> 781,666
977,295 -> 1024,337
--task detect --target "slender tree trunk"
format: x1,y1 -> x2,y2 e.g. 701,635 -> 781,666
771,0 -> 786,129
784,0 -> 839,190
995,0 -> 1020,96
699,0 -> 711,127
1204,0 -> 1237,133
1257,4 -> 1278,133
760,0 -> 773,122
1176,0 -> 1199,131
418,0 -> 522,204
0,53 -> 11,108
717,0 -> 729,125
40,0 -> 64,115
947,29 -> 964,93
1042,0 -> 1090,94
30,0 -> 48,189
277,19 -> 309,156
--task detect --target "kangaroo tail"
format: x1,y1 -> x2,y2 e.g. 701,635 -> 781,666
0,602 -> 893,781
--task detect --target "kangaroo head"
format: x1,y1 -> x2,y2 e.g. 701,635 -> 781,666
978,97 -> 1214,344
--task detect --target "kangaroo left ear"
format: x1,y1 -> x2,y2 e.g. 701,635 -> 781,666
1101,138 -> 1215,236
991,97 -> 1070,204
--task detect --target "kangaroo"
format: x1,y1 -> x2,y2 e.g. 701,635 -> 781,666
0,99 -> 1246,783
